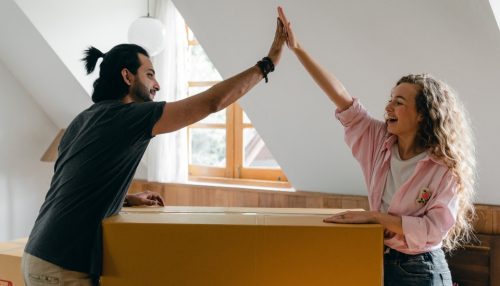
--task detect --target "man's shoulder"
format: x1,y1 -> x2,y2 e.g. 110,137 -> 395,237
120,101 -> 166,118
69,100 -> 165,129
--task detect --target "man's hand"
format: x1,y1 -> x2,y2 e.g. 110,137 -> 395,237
267,15 -> 286,66
124,191 -> 165,207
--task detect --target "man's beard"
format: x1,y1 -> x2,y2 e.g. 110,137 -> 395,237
131,80 -> 152,102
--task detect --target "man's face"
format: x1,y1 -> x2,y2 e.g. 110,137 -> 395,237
130,53 -> 160,102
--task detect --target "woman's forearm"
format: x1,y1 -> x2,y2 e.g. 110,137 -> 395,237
371,211 -> 404,235
292,45 -> 353,111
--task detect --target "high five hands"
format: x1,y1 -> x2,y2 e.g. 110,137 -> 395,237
278,6 -> 299,51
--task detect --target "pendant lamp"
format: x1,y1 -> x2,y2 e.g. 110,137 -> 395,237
128,0 -> 166,56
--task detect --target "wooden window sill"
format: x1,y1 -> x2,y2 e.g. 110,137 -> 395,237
188,176 -> 294,192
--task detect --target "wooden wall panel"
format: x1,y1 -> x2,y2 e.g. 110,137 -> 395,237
447,234 -> 500,286
493,208 -> 500,235
128,180 -> 498,235
474,205 -> 493,234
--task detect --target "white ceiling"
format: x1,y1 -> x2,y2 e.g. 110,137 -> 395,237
0,0 -> 91,127
490,0 -> 500,29
2,0 -> 500,204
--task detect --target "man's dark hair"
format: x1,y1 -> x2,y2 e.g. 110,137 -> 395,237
82,44 -> 149,103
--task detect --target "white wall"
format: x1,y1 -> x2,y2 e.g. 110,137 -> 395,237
173,0 -> 500,204
0,0 -> 92,129
15,0 -> 146,96
8,0 -> 500,205
0,60 -> 57,241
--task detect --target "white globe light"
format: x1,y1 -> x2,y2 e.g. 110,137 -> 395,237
128,17 -> 166,56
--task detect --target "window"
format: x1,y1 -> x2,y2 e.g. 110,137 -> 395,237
186,27 -> 288,184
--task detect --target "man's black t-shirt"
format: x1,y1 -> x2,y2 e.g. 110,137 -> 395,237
25,100 -> 165,277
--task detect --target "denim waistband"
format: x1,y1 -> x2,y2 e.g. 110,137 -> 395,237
383,247 -> 443,261
383,247 -> 450,274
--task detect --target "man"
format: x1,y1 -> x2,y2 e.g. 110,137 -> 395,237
22,19 -> 285,285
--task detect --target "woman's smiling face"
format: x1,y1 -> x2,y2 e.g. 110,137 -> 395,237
385,82 -> 423,139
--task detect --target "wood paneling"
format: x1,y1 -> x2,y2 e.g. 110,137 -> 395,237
473,204 -> 500,235
128,180 -> 369,210
447,234 -> 500,286
493,208 -> 500,235
129,179 -> 499,235
474,205 -> 494,234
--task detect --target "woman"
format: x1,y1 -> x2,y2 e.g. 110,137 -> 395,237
277,7 -> 476,286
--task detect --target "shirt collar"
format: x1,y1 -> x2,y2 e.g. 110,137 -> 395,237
382,135 -> 447,166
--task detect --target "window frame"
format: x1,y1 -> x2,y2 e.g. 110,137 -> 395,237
186,26 -> 288,185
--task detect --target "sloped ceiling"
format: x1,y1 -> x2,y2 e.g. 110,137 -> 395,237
491,0 -> 500,29
173,0 -> 500,204
0,0 -> 91,127
3,0 -> 500,204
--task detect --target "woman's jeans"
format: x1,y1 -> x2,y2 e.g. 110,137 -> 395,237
384,248 -> 453,286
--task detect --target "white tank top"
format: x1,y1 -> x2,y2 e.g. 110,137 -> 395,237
380,144 -> 427,213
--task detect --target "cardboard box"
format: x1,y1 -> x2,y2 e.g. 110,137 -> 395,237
102,207 -> 383,286
122,206 -> 360,215
0,240 -> 26,286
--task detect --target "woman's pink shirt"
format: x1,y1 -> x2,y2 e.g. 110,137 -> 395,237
335,99 -> 458,254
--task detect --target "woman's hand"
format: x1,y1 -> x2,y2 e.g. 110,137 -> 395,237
266,15 -> 286,66
324,211 -> 404,235
323,211 -> 378,224
278,6 -> 300,51
276,5 -> 353,110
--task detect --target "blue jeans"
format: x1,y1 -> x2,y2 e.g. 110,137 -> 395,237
384,248 -> 453,286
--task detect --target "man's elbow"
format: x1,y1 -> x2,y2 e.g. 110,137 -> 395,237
208,96 -> 223,113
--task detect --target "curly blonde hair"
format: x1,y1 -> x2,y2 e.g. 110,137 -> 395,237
397,74 -> 476,251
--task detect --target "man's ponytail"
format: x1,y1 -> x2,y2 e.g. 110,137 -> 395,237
82,46 -> 105,74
